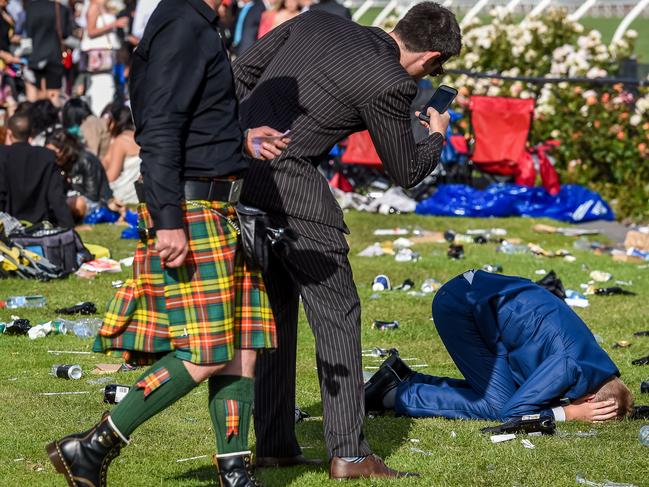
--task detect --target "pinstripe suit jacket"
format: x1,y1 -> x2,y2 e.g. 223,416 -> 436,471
233,12 -> 444,230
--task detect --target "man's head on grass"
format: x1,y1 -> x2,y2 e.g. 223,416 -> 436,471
593,376 -> 634,419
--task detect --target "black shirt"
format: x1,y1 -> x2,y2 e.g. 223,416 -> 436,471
0,142 -> 74,228
0,11 -> 12,53
130,0 -> 246,230
24,0 -> 73,67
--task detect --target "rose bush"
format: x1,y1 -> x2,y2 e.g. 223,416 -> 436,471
385,8 -> 648,220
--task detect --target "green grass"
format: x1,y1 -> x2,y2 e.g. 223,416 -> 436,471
1,213 -> 648,486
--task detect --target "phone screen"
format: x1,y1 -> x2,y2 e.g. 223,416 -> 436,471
418,85 -> 458,122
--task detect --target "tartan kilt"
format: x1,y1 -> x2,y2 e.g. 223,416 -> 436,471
93,201 -> 276,365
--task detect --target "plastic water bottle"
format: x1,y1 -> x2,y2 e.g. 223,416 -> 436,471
640,425 -> 649,447
3,295 -> 46,309
72,318 -> 103,338
496,242 -> 529,255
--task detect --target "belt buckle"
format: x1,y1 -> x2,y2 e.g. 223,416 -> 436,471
227,179 -> 243,203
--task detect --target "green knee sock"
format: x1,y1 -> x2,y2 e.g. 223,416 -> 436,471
208,375 -> 254,454
110,353 -> 198,437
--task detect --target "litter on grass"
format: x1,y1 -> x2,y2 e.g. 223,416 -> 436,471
48,350 -> 92,355
176,455 -> 209,463
576,474 -> 637,487
410,447 -> 434,457
521,439 -> 535,449
490,434 -> 516,444
40,391 -> 91,396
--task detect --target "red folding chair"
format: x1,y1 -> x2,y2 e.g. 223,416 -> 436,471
469,96 -> 560,195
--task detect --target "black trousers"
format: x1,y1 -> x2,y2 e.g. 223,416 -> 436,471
254,218 -> 371,458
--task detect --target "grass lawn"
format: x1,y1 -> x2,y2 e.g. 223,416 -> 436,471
0,213 -> 648,486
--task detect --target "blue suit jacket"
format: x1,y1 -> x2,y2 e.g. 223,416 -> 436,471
465,271 -> 618,418
397,272 -> 621,420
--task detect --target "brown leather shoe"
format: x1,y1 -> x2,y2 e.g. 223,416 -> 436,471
329,455 -> 418,479
256,454 -> 323,468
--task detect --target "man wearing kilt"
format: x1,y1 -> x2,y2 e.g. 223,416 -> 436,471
45,0 -> 289,486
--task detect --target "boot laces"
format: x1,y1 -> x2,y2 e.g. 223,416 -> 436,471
244,456 -> 262,486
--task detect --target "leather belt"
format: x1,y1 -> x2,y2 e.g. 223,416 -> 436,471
135,178 -> 243,204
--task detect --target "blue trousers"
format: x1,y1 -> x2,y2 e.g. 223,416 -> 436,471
394,275 -> 517,420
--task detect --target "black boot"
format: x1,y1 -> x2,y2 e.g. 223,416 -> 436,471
213,451 -> 262,487
364,352 -> 414,413
46,412 -> 128,487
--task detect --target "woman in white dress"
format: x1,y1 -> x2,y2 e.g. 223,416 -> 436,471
102,103 -> 141,204
81,0 -> 128,115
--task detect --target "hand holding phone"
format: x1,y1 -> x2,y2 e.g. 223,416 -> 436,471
418,84 -> 458,123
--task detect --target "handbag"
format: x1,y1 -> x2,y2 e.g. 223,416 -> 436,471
54,1 -> 73,70
82,7 -> 115,73
86,49 -> 114,73
10,226 -> 92,275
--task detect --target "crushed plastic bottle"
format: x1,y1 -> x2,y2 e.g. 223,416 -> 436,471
496,242 -> 529,255
72,318 -> 103,338
3,295 -> 46,309
640,425 -> 649,447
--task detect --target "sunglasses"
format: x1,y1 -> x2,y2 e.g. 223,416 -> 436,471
430,61 -> 446,77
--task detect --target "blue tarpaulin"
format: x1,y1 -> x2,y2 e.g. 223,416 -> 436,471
415,184 -> 615,223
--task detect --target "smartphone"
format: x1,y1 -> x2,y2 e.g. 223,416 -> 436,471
418,85 -> 458,123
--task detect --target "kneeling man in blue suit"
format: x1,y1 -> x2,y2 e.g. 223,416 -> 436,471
365,270 -> 633,422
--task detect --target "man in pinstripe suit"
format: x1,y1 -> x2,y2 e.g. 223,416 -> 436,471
233,3 -> 461,479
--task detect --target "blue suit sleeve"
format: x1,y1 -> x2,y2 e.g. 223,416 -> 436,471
499,354 -> 581,420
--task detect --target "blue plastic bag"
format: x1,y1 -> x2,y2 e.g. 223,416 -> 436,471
415,184 -> 615,223
83,207 -> 120,224
120,210 -> 140,239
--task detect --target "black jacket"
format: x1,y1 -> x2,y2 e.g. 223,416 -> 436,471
0,142 -> 74,228
233,12 -> 443,229
310,0 -> 351,19
24,0 -> 74,68
66,150 -> 113,204
235,0 -> 265,56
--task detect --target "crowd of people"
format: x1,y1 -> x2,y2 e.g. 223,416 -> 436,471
1,2 -> 635,487
0,0 -> 352,230
0,97 -> 139,227
0,0 -> 351,112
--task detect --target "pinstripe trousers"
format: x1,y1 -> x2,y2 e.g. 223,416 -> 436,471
254,219 -> 372,459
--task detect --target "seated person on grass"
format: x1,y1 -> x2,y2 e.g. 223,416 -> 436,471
0,114 -> 74,228
365,270 -> 633,423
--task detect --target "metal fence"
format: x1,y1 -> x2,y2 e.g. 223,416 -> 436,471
343,0 -> 649,18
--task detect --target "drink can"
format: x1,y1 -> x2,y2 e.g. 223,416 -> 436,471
372,320 -> 399,331
0,323 -> 6,333
372,275 -> 391,292
421,278 -> 441,294
50,320 -> 68,335
51,364 -> 83,380
103,384 -> 131,404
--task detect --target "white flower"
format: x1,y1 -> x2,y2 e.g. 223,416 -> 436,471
625,29 -> 638,39
574,23 -> 584,33
582,89 -> 597,99
520,90 -> 533,99
630,114 -> 642,126
588,30 -> 602,41
580,105 -> 589,117
551,129 -> 560,138
536,104 -> 555,116
524,49 -> 537,63
586,67 -> 607,79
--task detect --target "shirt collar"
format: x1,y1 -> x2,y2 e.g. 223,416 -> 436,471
368,26 -> 401,58
186,0 -> 219,26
